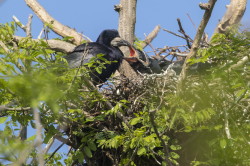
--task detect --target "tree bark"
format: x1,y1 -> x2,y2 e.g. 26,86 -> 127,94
214,0 -> 247,34
116,0 -> 139,81
117,0 -> 137,44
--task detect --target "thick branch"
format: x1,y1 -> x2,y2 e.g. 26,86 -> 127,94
116,0 -> 137,44
24,0 -> 89,44
214,0 -> 247,34
13,36 -> 75,53
178,0 -> 217,89
116,0 -> 139,81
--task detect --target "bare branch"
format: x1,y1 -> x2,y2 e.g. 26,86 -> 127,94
163,28 -> 189,41
177,18 -> 192,49
12,15 -> 26,30
214,0 -> 247,34
141,25 -> 161,48
24,0 -> 89,44
13,36 -> 75,53
13,15 -> 33,37
178,0 -> 217,89
45,143 -> 64,164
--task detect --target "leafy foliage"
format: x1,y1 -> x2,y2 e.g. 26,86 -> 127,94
0,22 -> 249,166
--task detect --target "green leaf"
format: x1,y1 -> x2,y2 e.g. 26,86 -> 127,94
0,117 -> 8,124
170,152 -> 180,159
130,117 -> 141,126
96,67 -> 102,74
27,135 -> 36,141
137,147 -> 146,156
220,139 -> 227,149
170,145 -> 181,151
87,141 -> 97,151
84,146 -> 92,158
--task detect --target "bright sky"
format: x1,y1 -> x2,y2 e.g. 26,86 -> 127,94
0,0 -> 249,51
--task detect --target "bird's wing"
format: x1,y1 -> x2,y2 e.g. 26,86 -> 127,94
64,43 -> 111,68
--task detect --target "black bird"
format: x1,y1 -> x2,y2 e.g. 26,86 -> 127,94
64,29 -> 136,84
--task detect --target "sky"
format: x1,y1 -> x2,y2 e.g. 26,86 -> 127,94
0,0 -> 249,52
0,0 -> 249,163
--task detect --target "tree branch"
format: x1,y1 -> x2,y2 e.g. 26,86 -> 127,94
13,36 -> 75,53
116,0 -> 137,44
0,41 -> 10,53
178,0 -> 217,89
115,0 -> 139,81
24,0 -> 90,44
228,55 -> 249,72
142,25 -> 161,48
33,107 -> 45,166
214,0 -> 247,34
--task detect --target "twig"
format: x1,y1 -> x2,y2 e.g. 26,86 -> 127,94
13,15 -> 26,30
162,28 -> 189,41
177,18 -> 192,49
45,142 -> 64,164
144,33 -> 158,56
186,13 -> 197,30
149,110 -> 173,166
13,15 -> 33,38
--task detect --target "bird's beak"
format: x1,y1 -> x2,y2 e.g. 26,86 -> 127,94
111,37 -> 139,62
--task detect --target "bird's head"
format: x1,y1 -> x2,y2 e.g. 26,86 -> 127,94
111,37 -> 140,62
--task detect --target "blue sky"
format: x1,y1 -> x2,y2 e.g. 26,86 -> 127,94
0,0 -> 249,162
0,0 -> 249,50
